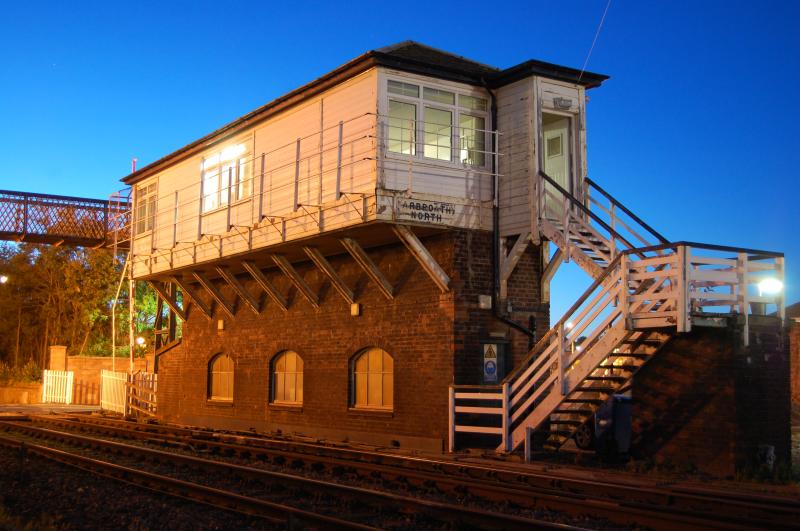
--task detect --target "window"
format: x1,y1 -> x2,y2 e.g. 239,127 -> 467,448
135,182 -> 157,235
271,351 -> 304,405
208,354 -> 234,401
352,347 -> 393,410
201,143 -> 252,212
386,79 -> 488,166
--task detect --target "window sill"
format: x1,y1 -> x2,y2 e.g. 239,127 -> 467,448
268,402 -> 303,413
348,407 -> 394,418
384,151 -> 488,173
206,399 -> 234,407
201,196 -> 253,217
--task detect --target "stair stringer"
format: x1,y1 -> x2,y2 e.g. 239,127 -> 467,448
539,217 -> 605,279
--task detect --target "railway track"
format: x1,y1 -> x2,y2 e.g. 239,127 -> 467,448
24,413 -> 800,530
5,414 -> 800,530
0,419 -> 579,530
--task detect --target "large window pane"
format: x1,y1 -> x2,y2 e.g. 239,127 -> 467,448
458,94 -> 488,111
352,348 -> 393,410
423,87 -> 455,105
388,80 -> 419,98
459,114 -> 486,166
388,100 -> 416,155
423,107 -> 452,161
272,351 -> 303,404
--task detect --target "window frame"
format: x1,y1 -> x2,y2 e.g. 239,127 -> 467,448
350,347 -> 394,411
134,182 -> 158,236
384,76 -> 490,169
207,353 -> 234,402
270,350 -> 304,406
200,142 -> 253,215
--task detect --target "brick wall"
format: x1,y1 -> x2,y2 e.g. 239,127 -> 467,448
631,320 -> 790,476
157,229 -> 545,451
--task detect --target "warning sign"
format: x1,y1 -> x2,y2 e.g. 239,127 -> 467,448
483,343 -> 498,383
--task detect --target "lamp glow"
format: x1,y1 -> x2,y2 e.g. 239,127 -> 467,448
758,278 -> 783,295
0,275 -> 7,284
565,321 -> 575,330
135,336 -> 146,347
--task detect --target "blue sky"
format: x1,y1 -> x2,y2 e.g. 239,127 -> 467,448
0,0 -> 797,318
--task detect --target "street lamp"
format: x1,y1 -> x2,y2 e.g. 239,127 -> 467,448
758,278 -> 783,296
0,275 -> 8,284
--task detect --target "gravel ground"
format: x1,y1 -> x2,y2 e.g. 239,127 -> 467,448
0,445 -> 278,530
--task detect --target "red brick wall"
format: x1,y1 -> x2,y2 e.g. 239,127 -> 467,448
631,320 -> 790,476
157,229 -> 545,451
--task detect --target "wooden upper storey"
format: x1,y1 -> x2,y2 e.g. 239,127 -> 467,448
124,43 -> 605,280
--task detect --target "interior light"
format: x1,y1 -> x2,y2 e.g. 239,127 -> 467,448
0,275 -> 7,284
758,278 -> 783,296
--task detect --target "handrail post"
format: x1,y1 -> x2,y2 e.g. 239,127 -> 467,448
619,254 -> 630,329
448,386 -> 455,452
676,245 -> 688,332
737,252 -> 749,346
501,382 -> 510,452
335,120 -> 344,200
557,324 -> 566,395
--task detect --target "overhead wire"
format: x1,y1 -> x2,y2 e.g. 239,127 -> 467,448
578,0 -> 613,82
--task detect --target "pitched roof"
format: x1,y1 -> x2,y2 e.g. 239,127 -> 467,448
122,41 -> 608,185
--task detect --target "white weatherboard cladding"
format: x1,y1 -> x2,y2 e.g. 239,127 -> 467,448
496,77 -> 534,237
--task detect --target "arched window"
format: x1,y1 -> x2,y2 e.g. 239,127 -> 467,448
352,347 -> 393,410
208,354 -> 234,401
271,351 -> 304,405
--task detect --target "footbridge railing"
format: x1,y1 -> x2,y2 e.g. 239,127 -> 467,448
0,189 -> 130,248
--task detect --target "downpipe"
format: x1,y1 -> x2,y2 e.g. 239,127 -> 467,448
483,82 -> 535,341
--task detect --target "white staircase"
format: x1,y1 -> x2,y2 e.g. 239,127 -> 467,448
448,172 -> 785,454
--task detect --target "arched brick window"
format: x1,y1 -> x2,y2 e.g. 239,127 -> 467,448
271,350 -> 304,405
351,347 -> 393,410
208,354 -> 234,401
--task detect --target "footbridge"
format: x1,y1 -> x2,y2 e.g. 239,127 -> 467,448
0,189 -> 130,248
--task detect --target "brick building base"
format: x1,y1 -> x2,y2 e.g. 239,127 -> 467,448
631,319 -> 790,477
156,229 -> 546,451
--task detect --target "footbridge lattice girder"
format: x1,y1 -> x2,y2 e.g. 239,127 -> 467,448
0,189 -> 130,248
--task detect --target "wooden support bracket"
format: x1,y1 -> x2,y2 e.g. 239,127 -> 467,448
192,271 -> 235,319
541,246 -> 564,304
340,237 -> 394,300
271,254 -> 320,308
215,266 -> 260,315
303,247 -> 355,305
391,225 -> 450,293
499,232 -> 531,299
170,276 -> 212,321
241,261 -> 288,312
147,281 -> 186,321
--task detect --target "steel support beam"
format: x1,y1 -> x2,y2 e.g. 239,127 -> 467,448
303,247 -> 355,305
147,281 -> 186,321
340,237 -> 394,300
215,266 -> 260,315
241,261 -> 288,312
170,276 -> 212,321
391,225 -> 450,293
271,254 -> 319,308
192,272 -> 235,319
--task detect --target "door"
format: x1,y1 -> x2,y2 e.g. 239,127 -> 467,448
542,114 -> 572,220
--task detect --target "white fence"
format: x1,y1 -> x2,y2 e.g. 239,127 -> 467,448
100,370 -> 127,413
100,370 -> 157,417
41,370 -> 74,404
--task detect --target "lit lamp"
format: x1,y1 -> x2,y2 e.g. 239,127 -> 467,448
0,275 -> 8,284
135,336 -> 146,348
758,278 -> 783,297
